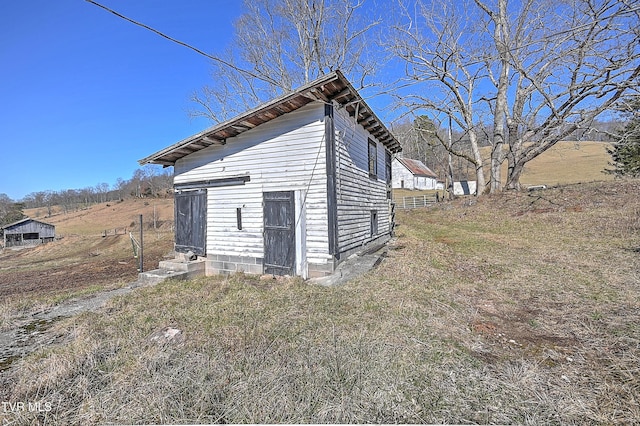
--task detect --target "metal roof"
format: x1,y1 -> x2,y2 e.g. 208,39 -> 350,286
1,217 -> 55,230
139,70 -> 401,166
397,158 -> 439,179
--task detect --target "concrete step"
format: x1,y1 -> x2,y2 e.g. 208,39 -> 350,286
136,269 -> 189,286
135,258 -> 206,287
159,258 -> 206,275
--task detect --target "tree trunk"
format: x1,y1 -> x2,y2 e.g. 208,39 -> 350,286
490,142 -> 504,192
488,0 -> 509,194
505,157 -> 524,190
469,131 -> 486,194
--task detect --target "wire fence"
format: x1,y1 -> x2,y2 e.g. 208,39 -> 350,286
102,227 -> 127,237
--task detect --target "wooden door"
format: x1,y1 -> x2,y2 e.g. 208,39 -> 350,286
175,189 -> 207,256
263,191 -> 296,275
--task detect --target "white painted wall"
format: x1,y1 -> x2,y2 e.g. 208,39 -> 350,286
173,100 -> 397,276
392,159 -> 415,189
453,180 -> 477,195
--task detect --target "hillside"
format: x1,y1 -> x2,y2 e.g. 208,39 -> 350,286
502,140 -> 614,186
0,198 -> 174,301
24,198 -> 174,236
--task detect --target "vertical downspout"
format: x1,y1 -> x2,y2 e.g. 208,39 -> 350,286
325,103 -> 339,261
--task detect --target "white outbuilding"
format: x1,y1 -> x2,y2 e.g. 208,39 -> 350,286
392,158 -> 440,190
139,71 -> 402,279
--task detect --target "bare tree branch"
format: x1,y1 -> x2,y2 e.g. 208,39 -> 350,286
192,0 -> 380,123
389,0 -> 640,193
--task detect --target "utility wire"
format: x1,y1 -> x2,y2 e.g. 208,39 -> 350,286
84,0 -> 285,89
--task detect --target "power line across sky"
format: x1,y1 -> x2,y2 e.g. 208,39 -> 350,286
0,0 -> 242,200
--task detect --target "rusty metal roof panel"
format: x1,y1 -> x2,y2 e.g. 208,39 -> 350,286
1,217 -> 55,230
398,158 -> 439,178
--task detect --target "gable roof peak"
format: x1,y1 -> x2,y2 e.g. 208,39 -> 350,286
1,217 -> 54,230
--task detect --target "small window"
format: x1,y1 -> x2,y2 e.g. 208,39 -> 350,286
370,210 -> 378,236
385,150 -> 392,185
236,207 -> 243,230
368,139 -> 378,179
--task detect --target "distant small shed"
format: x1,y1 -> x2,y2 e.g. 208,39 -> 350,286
453,180 -> 477,196
1,218 -> 55,247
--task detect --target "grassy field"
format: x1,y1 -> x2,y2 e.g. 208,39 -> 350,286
1,179 -> 638,424
505,141 -> 614,187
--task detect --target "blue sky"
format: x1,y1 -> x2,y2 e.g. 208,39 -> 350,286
0,0 -> 243,200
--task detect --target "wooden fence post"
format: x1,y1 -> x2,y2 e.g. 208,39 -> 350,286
139,214 -> 144,273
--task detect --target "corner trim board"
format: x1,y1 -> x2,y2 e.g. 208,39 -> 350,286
325,103 -> 339,259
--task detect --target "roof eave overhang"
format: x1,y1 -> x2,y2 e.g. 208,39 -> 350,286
139,70 -> 401,166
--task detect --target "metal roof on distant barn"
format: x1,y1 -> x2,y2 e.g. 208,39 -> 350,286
1,217 -> 55,230
397,158 -> 438,178
139,70 -> 401,167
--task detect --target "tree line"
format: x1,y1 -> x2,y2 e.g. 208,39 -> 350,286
0,166 -> 172,226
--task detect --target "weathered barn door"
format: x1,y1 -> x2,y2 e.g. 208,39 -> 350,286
263,191 -> 296,276
175,189 -> 207,256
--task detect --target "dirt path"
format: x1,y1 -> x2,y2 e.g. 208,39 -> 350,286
0,281 -> 146,372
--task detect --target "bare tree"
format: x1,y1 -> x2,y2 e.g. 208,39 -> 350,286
115,178 -> 127,201
389,0 -> 491,192
390,0 -> 640,193
484,0 -> 640,190
95,183 -> 110,203
191,0 -> 380,123
59,189 -> 79,214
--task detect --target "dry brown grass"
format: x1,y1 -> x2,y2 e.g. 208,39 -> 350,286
1,180 -> 638,424
516,141 -> 614,186
484,140 -> 615,187
25,198 -> 174,236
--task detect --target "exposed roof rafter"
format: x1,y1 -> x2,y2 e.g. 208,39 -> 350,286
139,70 -> 401,166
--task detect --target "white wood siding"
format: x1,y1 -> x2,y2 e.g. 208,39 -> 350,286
174,102 -> 331,265
392,159 -> 416,189
333,105 -> 391,254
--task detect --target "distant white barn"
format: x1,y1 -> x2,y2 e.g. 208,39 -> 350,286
392,158 -> 440,190
139,71 -> 402,279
